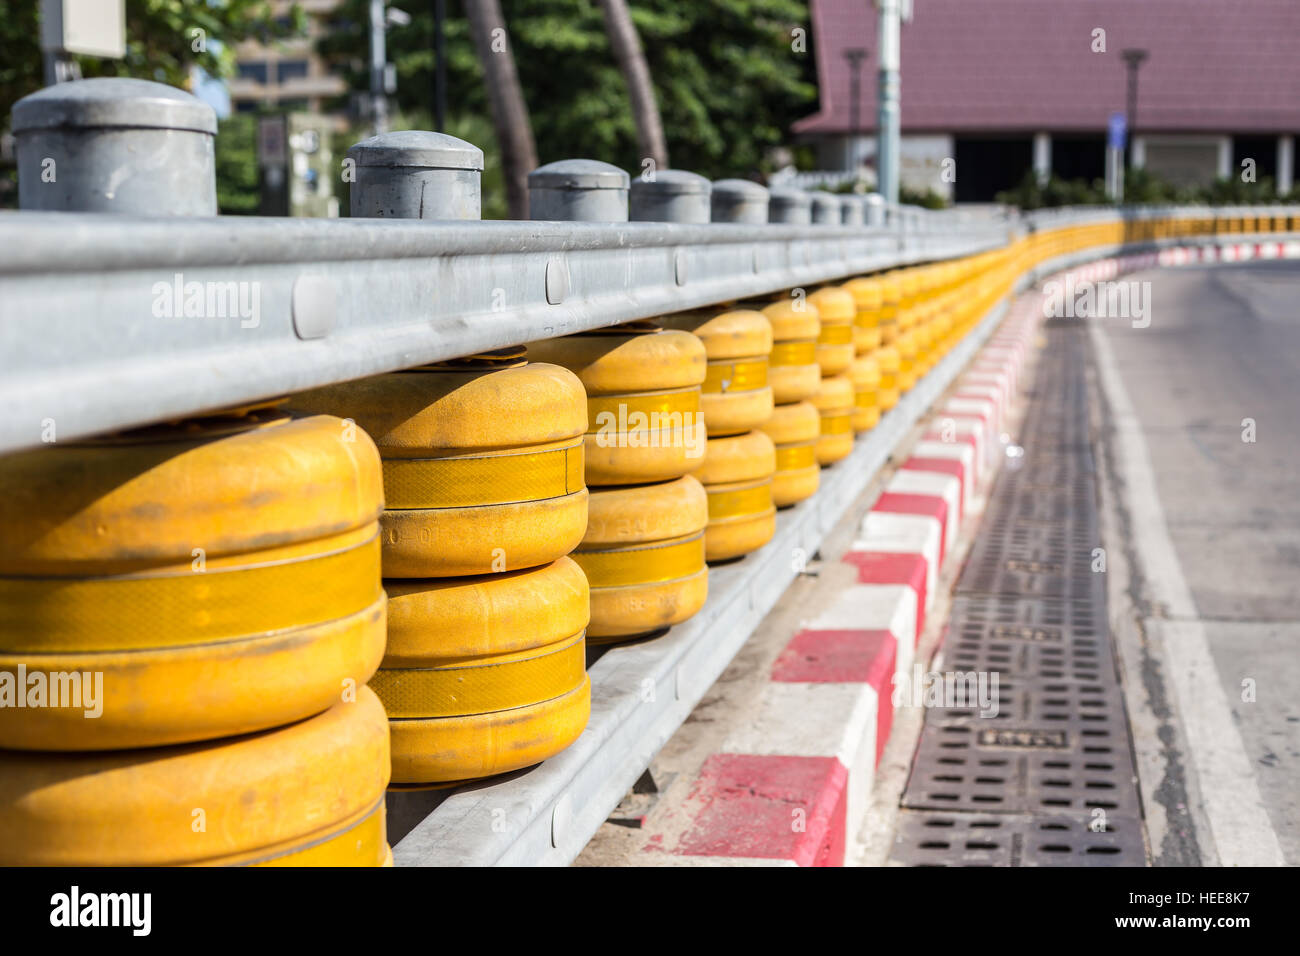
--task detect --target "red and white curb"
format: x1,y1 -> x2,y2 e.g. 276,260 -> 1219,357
640,303 -> 1039,866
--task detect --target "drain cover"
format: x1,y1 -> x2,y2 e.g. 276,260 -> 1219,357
893,318 -> 1146,865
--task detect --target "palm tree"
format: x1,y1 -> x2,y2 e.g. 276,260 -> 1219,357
464,0 -> 538,218
598,0 -> 668,172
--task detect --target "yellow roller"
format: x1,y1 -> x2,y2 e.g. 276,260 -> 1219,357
850,353 -> 882,433
526,325 -> 707,485
696,430 -> 777,562
0,409 -> 386,751
0,687 -> 391,866
762,300 -> 822,404
898,328 -> 920,392
289,353 -> 589,577
808,287 -> 856,376
377,557 -> 590,784
876,345 -> 901,411
660,308 -> 774,436
574,476 -> 709,642
878,274 -> 902,344
759,401 -> 820,506
812,374 -> 855,465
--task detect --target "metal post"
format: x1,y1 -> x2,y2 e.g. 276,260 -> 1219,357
347,130 -> 483,219
370,0 -> 390,134
840,195 -> 865,226
1121,49 -> 1148,171
875,0 -> 902,204
528,159 -> 629,222
843,47 -> 868,174
629,169 -> 711,223
710,179 -> 770,224
768,188 -> 812,224
864,192 -> 886,227
809,192 -> 841,224
13,77 -> 217,215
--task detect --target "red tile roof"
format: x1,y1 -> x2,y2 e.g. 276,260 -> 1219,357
794,0 -> 1300,135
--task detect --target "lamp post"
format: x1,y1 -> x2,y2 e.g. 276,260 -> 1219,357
1121,48 -> 1148,171
843,47 -> 868,177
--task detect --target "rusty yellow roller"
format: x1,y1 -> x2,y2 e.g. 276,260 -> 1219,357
659,308 -> 774,436
695,430 -> 777,562
573,476 -> 709,643
849,352 -> 882,433
0,407 -> 386,751
843,275 -> 884,355
759,401 -> 820,507
808,287 -> 856,376
527,324 -> 707,486
378,557 -> 590,785
289,350 -> 588,578
812,374 -> 855,466
0,687 -> 391,866
762,299 -> 822,404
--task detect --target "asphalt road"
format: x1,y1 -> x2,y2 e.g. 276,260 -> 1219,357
1091,260 -> 1300,865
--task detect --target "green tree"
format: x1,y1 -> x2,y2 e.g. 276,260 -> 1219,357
319,1 -> 815,196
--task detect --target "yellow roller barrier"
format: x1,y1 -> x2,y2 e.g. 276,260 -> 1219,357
813,374 -> 855,465
574,476 -> 709,642
378,557 -> 590,784
289,352 -> 589,577
695,430 -> 777,562
759,401 -> 820,507
876,345 -> 902,411
762,300 -> 822,403
0,688 -> 391,866
527,325 -> 707,485
0,409 -> 386,751
879,274 -> 902,344
660,308 -> 774,436
844,275 -> 884,355
850,353 -> 882,433
809,287 -> 856,376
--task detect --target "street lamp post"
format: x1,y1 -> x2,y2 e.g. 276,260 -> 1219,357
1121,48 -> 1148,171
843,47 -> 868,177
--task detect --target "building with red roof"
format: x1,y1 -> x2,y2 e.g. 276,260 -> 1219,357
793,0 -> 1300,201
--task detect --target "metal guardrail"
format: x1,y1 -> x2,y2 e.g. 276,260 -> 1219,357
4,77 -> 1299,868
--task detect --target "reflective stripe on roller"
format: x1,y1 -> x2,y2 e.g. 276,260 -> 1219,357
289,357 -> 588,577
0,688 -> 391,866
527,325 -> 707,485
810,287 -> 856,376
760,401 -> 821,507
0,410 -> 386,750
697,430 -> 777,562
813,375 -> 855,465
661,308 -> 775,437
763,301 -> 822,403
850,353 -> 882,433
575,476 -> 709,641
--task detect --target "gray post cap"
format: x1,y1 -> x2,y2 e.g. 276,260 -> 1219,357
839,194 -> 865,225
13,77 -> 217,135
528,159 -> 629,191
768,187 -> 812,224
347,130 -> 483,170
710,178 -> 770,224
529,159 -> 629,221
809,191 -> 841,223
629,169 -> 711,223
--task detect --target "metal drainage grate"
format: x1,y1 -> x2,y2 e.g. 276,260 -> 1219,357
892,813 -> 1147,866
892,316 -> 1146,866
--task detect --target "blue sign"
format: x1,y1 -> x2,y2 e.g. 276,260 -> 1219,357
1108,112 -> 1127,149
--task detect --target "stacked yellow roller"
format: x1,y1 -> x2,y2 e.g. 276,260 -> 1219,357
876,273 -> 903,411
759,298 -> 823,505
0,403 -> 393,865
528,325 -> 710,643
291,349 -> 592,785
843,275 -> 883,433
661,308 -> 777,562
808,287 -> 857,465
